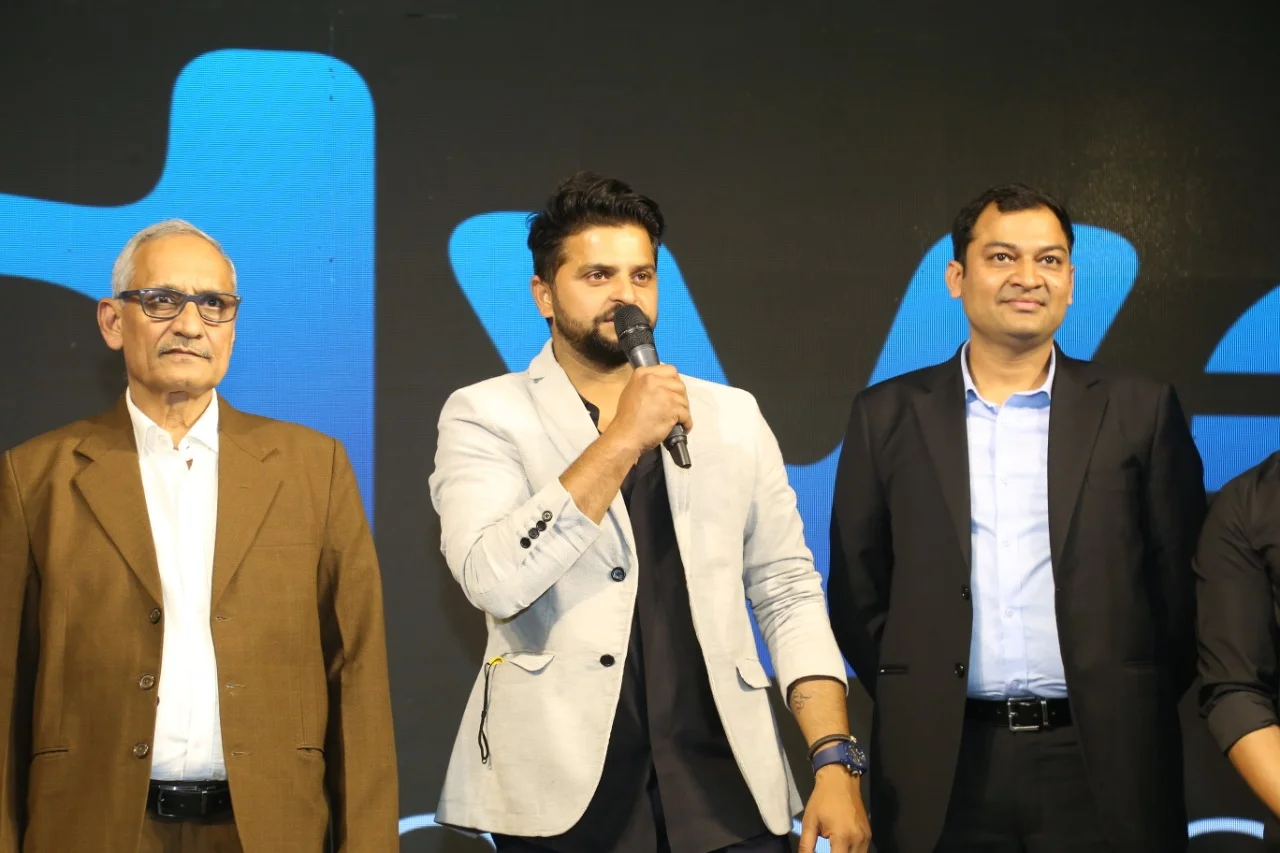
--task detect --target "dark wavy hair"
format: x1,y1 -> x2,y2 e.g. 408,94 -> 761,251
951,183 -> 1074,264
527,172 -> 665,284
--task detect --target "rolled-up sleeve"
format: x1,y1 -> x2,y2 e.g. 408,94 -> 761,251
1196,468 -> 1280,751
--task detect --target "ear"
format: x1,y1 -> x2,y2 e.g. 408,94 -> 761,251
531,275 -> 554,320
97,298 -> 125,352
944,259 -> 965,299
1066,262 -> 1075,306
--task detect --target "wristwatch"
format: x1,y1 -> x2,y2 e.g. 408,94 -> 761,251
810,737 -> 868,778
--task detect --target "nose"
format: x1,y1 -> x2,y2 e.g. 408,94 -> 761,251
1009,256 -> 1044,289
611,279 -> 639,305
170,299 -> 207,337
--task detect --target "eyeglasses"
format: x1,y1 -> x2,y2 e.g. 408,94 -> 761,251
116,288 -> 242,323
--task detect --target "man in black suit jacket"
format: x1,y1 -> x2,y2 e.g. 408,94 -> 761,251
827,184 -> 1206,853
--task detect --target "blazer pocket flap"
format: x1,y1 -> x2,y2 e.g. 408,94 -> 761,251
735,657 -> 772,689
502,651 -> 555,673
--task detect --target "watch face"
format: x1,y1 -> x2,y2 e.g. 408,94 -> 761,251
845,741 -> 869,771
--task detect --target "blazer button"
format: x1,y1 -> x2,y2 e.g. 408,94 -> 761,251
536,519 -> 547,531
954,663 -> 967,678
528,528 -> 540,539
149,608 -> 162,624
960,585 -> 971,601
138,674 -> 156,690
542,511 -> 553,522
133,742 -> 150,759
610,567 -> 626,582
600,654 -> 615,667
520,537 -> 531,549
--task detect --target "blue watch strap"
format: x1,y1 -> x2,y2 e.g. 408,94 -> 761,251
810,739 -> 868,776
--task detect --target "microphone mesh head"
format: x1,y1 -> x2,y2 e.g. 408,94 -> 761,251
613,304 -> 654,346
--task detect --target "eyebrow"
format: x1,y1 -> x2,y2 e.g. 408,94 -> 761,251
575,263 -> 656,275
983,242 -> 1069,255
144,284 -> 234,294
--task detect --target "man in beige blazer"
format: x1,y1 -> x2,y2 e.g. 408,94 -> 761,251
0,220 -> 398,852
430,173 -> 871,853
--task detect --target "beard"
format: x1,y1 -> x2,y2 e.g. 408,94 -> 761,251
551,297 -> 653,369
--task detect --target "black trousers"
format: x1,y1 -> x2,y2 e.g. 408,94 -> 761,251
935,717 -> 1110,853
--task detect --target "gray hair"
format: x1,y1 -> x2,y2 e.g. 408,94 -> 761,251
110,219 -> 238,296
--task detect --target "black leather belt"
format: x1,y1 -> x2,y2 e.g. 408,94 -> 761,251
965,697 -> 1072,731
146,780 -> 233,819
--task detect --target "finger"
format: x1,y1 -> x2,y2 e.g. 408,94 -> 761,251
674,406 -> 693,433
797,819 -> 819,853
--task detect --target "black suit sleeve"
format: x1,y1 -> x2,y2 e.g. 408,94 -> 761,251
1143,385 -> 1207,699
827,392 -> 893,697
1196,468 -> 1280,752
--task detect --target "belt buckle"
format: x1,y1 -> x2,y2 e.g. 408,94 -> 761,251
1007,698 -> 1049,732
155,788 -> 181,819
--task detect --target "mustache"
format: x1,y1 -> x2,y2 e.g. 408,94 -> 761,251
597,308 -> 653,327
158,338 -> 212,358
999,291 -> 1048,305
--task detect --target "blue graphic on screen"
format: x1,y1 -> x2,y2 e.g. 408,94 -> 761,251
448,215 -> 1139,672
0,49 -> 377,513
1193,282 -> 1280,491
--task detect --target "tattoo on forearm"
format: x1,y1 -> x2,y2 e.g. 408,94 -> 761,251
790,689 -> 812,713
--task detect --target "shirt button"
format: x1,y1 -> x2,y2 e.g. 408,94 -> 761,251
149,608 -> 162,624
519,537 -> 531,549
1005,608 -> 1014,618
960,585 -> 971,601
138,674 -> 156,690
610,567 -> 626,582
536,520 -> 547,531
133,742 -> 150,759
542,511 -> 553,522
954,663 -> 967,678
600,654 -> 616,667
528,528 -> 540,540
1002,538 -> 1011,548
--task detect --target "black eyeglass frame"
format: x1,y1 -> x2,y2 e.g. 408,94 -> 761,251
116,287 -> 242,324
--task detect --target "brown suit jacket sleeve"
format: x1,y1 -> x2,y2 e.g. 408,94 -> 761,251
318,440 -> 399,851
0,451 -> 37,853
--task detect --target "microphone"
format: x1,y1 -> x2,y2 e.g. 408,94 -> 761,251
613,304 -> 692,469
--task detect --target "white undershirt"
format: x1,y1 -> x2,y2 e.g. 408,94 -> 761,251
126,388 -> 225,781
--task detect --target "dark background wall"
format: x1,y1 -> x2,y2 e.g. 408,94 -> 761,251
2,1 -> 1279,849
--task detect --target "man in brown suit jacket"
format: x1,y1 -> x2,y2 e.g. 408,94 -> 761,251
0,220 -> 399,852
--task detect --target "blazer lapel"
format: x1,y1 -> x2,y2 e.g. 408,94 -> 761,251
73,399 -> 164,606
211,401 -> 282,607
662,396 -> 694,561
912,354 -> 973,569
1047,351 -> 1107,567
527,340 -> 636,557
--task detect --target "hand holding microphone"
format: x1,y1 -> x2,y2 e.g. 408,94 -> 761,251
611,304 -> 693,468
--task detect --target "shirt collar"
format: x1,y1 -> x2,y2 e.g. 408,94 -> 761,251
125,388 -> 220,454
960,341 -> 1056,404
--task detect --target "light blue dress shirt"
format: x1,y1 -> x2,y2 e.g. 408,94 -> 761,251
961,344 -> 1068,699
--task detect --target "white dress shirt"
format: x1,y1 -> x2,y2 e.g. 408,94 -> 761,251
126,388 -> 225,781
